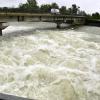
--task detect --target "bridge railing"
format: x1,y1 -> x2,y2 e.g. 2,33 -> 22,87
0,12 -> 86,18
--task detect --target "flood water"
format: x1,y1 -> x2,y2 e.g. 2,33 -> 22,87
0,22 -> 100,100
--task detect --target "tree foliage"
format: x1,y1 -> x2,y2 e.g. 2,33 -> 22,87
40,4 -> 51,13
0,0 -> 95,18
92,12 -> 100,19
60,6 -> 67,14
19,0 -> 39,12
51,3 -> 59,9
71,4 -> 79,15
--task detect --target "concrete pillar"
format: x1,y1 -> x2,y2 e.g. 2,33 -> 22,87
0,29 -> 2,36
56,23 -> 61,29
17,16 -> 20,22
17,16 -> 25,22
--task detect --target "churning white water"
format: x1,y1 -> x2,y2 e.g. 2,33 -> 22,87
0,22 -> 100,100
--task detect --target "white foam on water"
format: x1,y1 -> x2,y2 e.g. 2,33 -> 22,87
0,24 -> 100,100
3,26 -> 34,34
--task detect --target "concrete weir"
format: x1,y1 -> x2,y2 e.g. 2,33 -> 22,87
0,93 -> 34,100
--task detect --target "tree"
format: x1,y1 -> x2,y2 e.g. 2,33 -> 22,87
92,12 -> 100,19
71,4 -> 79,15
60,6 -> 67,14
27,0 -> 38,8
67,8 -> 72,15
19,3 -> 29,9
40,4 -> 51,13
0,0 -> 88,15
27,0 -> 37,5
27,0 -> 39,12
78,10 -> 86,16
2,7 -> 8,13
51,3 -> 59,9
19,0 -> 39,13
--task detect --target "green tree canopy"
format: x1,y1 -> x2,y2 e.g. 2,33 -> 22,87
27,0 -> 38,8
92,12 -> 100,19
51,3 -> 59,9
60,6 -> 67,14
27,0 -> 37,5
71,4 -> 79,15
40,4 -> 51,13
19,0 -> 39,12
0,0 -> 89,15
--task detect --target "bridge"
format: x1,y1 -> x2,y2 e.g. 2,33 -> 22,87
0,13 -> 86,36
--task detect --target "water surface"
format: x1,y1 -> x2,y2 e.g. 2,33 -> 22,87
0,22 -> 100,100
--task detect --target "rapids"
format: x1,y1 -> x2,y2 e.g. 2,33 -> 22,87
0,22 -> 100,100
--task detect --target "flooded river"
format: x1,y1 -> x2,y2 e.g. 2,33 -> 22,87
0,22 -> 100,100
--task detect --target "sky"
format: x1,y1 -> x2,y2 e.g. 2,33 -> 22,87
0,0 -> 100,14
